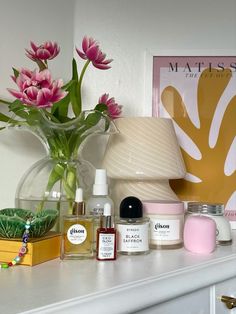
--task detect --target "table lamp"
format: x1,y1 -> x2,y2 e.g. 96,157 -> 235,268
102,117 -> 186,211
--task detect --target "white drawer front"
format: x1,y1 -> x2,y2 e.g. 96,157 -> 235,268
136,288 -> 210,314
215,277 -> 236,314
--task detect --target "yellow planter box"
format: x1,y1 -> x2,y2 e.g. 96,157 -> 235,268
0,232 -> 61,266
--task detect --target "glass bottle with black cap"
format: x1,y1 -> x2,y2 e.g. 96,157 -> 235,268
116,196 -> 150,255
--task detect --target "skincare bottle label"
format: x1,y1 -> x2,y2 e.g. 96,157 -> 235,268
117,224 -> 149,252
98,234 -> 115,259
90,207 -> 104,216
150,219 -> 180,240
67,224 -> 87,245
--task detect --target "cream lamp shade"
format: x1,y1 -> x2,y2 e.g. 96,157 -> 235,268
102,117 -> 186,210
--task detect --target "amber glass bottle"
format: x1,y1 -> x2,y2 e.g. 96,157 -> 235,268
60,188 -> 94,259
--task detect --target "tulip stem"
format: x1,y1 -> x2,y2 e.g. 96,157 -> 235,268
77,60 -> 90,107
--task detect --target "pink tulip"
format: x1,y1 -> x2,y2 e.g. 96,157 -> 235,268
8,68 -> 66,108
25,41 -> 60,61
76,36 -> 113,70
99,93 -> 122,119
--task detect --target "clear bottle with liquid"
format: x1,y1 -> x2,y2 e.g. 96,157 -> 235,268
60,188 -> 94,259
86,169 -> 114,249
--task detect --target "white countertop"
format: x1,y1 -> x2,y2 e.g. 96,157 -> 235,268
1,232 -> 236,314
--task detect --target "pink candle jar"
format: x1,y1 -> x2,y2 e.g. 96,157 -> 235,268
143,200 -> 184,249
183,215 -> 216,254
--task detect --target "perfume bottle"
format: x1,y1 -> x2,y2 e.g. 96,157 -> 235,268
87,169 -> 114,217
116,196 -> 150,255
87,169 -> 114,249
60,188 -> 94,260
96,203 -> 117,261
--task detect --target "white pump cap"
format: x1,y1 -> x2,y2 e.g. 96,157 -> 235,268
93,169 -> 108,195
103,203 -> 111,216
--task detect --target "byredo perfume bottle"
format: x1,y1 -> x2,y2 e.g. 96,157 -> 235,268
60,188 -> 94,260
116,196 -> 150,255
96,203 -> 117,261
87,169 -> 114,249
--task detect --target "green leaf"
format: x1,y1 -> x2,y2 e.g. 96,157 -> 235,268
84,111 -> 102,128
25,110 -> 41,126
69,80 -> 81,116
62,166 -> 76,200
94,103 -> 108,113
46,163 -> 66,192
0,99 -> 13,105
0,107 -> 25,126
68,127 -> 86,157
62,79 -> 74,90
9,100 -> 29,119
72,58 -> 78,81
12,67 -> 19,78
51,93 -> 71,122
40,109 -> 61,123
0,112 -> 11,123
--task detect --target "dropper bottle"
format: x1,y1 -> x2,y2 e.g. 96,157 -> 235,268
96,203 -> 117,261
60,187 -> 94,260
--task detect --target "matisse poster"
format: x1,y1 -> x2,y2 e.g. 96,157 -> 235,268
152,56 -> 236,213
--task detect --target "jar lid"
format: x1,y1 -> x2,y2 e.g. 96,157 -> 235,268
119,196 -> 143,218
143,200 -> 184,215
187,202 -> 224,215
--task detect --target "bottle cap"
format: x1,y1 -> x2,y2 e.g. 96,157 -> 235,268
75,188 -> 83,203
93,169 -> 108,195
102,203 -> 112,228
119,196 -> 143,218
103,203 -> 111,216
187,202 -> 224,216
73,188 -> 85,215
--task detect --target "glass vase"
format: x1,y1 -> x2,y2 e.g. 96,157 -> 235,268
15,110 -> 115,231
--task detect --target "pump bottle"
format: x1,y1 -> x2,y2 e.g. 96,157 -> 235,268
87,169 -> 114,249
87,169 -> 114,217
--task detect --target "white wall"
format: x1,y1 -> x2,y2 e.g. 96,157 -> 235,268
0,0 -> 235,208
0,0 -> 75,207
73,0 -> 236,116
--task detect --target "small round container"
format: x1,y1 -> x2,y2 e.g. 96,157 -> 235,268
187,202 -> 232,245
184,215 -> 216,254
143,200 -> 184,249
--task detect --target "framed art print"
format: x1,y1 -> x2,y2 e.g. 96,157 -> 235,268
152,56 -> 236,214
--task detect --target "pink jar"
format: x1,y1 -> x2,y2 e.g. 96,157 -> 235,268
184,215 -> 216,254
143,200 -> 184,249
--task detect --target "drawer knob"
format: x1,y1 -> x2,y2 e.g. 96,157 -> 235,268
219,295 -> 236,309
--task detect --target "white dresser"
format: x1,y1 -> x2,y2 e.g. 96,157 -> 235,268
1,232 -> 236,314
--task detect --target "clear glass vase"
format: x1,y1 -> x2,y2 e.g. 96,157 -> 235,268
15,110 -> 115,231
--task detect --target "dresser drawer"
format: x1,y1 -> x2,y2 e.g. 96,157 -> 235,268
215,277 -> 236,314
136,288 -> 210,314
